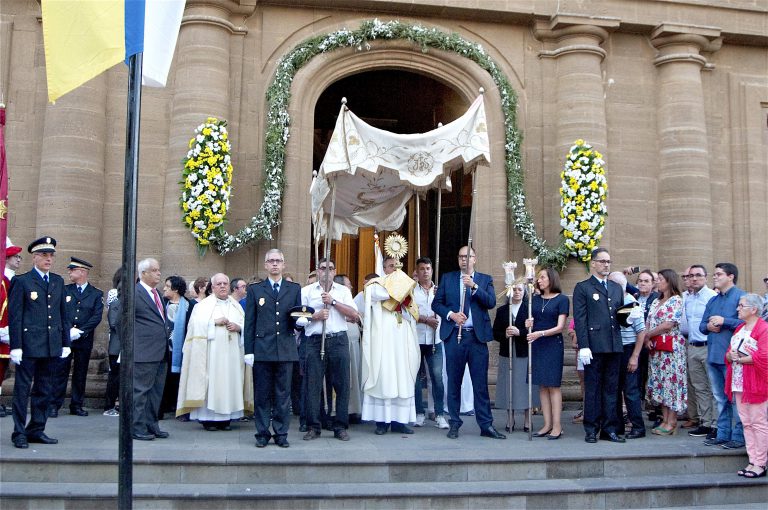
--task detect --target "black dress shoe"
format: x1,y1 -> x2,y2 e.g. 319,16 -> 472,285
532,428 -> 552,438
28,433 -> 58,444
447,425 -> 460,439
13,436 -> 29,449
132,433 -> 155,441
152,430 -> 169,439
480,426 -> 507,439
255,436 -> 269,448
203,424 -> 219,431
70,407 -> 89,417
48,407 -> 59,418
390,422 -> 414,434
625,429 -> 646,439
274,436 -> 290,448
374,422 -> 389,435
585,433 -> 597,443
601,432 -> 626,443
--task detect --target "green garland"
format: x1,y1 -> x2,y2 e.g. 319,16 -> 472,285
212,19 -> 569,269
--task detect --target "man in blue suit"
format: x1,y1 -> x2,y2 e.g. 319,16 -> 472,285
432,246 -> 505,439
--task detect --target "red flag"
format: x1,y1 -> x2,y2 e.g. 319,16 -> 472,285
0,104 -> 7,268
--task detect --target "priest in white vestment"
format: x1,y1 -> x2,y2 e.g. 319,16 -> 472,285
176,273 -> 254,430
361,268 -> 421,435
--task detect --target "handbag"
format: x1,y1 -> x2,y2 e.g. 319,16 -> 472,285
651,335 -> 674,352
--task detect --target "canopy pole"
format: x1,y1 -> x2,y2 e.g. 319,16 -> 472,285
433,185 -> 443,355
457,173 -> 477,345
320,179 -> 337,361
415,194 -> 421,259
507,294 -> 514,434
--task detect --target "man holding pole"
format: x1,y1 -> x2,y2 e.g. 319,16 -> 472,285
432,246 -> 505,440
300,258 -> 358,441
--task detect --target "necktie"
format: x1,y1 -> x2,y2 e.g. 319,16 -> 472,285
152,288 -> 165,319
78,286 -> 83,295
43,274 -> 48,283
273,282 -> 279,297
602,280 -> 608,291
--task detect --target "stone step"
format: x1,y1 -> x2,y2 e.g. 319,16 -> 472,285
0,448 -> 750,485
1,473 -> 766,509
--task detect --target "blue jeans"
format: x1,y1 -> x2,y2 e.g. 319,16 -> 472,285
707,362 -> 744,443
414,343 -> 445,416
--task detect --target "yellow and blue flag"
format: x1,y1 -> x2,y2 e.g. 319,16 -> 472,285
42,0 -> 185,103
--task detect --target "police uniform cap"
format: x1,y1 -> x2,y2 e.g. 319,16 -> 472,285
28,236 -> 57,254
616,302 -> 638,328
289,305 -> 315,318
67,257 -> 93,270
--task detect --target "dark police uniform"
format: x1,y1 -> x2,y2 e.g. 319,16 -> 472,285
51,257 -> 103,415
9,237 -> 71,447
243,278 -> 301,445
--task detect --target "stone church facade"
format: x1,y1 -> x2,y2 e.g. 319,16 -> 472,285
1,1 -> 766,398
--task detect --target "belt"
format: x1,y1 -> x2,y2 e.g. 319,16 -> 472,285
311,332 -> 345,339
689,341 -> 707,347
455,327 -> 474,333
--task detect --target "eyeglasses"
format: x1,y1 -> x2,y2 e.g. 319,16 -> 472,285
737,303 -> 754,309
457,254 -> 476,260
266,259 -> 284,264
593,259 -> 611,264
681,275 -> 690,279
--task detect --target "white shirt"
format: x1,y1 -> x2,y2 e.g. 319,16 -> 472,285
414,282 -> 440,345
301,282 -> 357,336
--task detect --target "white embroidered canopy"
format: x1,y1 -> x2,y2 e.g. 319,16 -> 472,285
311,94 -> 491,241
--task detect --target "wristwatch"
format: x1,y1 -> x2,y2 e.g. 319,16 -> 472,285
331,299 -> 337,306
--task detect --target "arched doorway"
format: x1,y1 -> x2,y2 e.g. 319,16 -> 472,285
312,70 -> 473,291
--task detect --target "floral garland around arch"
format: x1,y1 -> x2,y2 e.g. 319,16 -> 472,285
180,117 -> 233,255
559,140 -> 607,265
210,18 -> 571,269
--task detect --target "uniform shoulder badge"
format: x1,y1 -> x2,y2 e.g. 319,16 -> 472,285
30,291 -> 38,301
258,297 -> 265,306
66,295 -> 72,302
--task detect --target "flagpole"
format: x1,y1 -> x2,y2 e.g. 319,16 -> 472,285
118,52 -> 143,510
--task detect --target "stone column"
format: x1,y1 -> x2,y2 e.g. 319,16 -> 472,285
651,24 -> 721,270
37,76 -> 107,266
534,15 -> 618,287
160,0 -> 248,279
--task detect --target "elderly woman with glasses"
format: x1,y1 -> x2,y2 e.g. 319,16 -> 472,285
725,293 -> 768,479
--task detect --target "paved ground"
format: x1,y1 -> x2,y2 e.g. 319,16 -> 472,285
0,408 -> 747,466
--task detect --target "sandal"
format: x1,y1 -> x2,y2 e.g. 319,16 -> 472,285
737,465 -> 753,476
743,466 -> 767,479
572,410 -> 583,424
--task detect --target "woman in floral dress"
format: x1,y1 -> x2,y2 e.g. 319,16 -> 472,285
644,269 -> 687,435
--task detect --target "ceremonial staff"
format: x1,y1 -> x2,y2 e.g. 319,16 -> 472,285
502,261 -> 517,434
523,257 -> 537,441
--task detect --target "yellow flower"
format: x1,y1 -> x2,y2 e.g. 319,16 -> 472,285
202,127 -> 212,136
185,217 -> 193,226
575,139 -> 584,146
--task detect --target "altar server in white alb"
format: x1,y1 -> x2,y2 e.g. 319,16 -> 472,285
361,259 -> 421,435
176,273 -> 254,430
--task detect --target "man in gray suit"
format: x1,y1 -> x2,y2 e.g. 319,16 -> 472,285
133,258 -> 170,441
573,248 -> 625,444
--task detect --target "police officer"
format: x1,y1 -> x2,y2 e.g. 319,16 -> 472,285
243,249 -> 302,448
9,237 -> 71,449
50,257 -> 103,417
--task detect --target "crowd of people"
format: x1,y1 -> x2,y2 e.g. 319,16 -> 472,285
2,238 -> 767,478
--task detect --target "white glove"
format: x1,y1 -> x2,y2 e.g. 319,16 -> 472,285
10,348 -> 22,365
69,327 -> 84,341
116,353 -> 120,364
295,317 -> 309,328
243,354 -> 254,367
578,347 -> 593,366
60,346 -> 71,358
0,326 -> 9,344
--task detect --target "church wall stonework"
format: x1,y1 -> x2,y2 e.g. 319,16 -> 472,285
0,0 -> 766,399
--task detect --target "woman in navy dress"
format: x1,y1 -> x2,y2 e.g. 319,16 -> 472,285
519,267 -> 569,439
